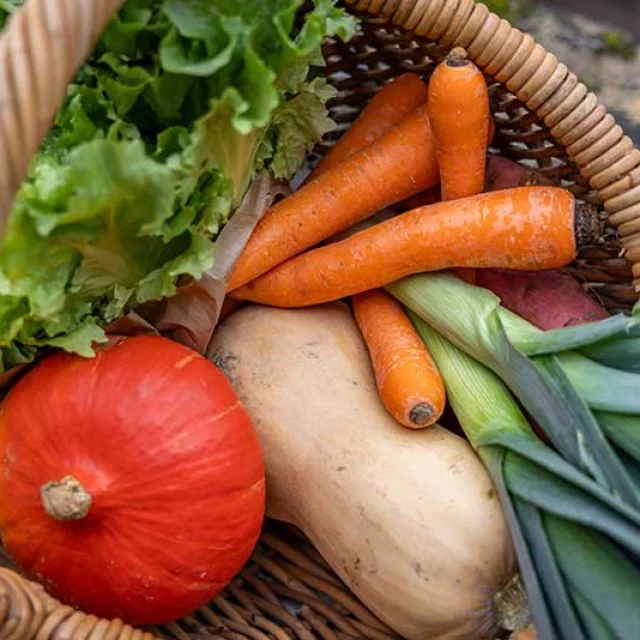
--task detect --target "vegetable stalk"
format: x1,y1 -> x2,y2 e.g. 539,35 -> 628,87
388,273 -> 640,506
412,315 -> 640,640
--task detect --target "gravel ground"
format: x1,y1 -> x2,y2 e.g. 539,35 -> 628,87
515,2 -> 640,145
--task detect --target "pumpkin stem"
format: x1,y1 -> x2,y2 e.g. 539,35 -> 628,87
40,476 -> 92,521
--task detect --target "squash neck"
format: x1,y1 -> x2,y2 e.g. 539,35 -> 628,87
40,475 -> 92,521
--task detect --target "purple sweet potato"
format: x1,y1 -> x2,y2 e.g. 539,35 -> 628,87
475,269 -> 608,330
484,154 -> 552,192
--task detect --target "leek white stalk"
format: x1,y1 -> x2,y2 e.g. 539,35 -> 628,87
387,273 -> 640,505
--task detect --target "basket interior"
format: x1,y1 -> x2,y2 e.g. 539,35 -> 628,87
316,14 -> 636,314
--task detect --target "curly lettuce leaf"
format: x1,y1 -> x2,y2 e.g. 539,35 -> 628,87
0,0 -> 357,362
261,77 -> 337,179
0,140 -> 214,351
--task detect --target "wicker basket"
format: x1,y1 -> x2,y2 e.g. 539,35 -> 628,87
0,0 -> 638,638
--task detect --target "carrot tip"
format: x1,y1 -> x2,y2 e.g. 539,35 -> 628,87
574,199 -> 600,248
446,47 -> 469,66
409,402 -> 437,427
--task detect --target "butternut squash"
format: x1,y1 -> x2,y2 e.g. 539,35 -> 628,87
209,303 -> 518,640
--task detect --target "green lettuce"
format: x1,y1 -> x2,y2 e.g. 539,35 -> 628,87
0,0 -> 357,369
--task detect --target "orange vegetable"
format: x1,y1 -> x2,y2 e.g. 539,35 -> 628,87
227,103 -> 439,292
428,47 -> 490,201
306,73 -> 444,426
352,289 -> 445,428
230,186 -> 582,308
428,48 -> 491,287
308,73 -> 429,181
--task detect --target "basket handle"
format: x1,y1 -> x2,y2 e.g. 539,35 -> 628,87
0,0 -> 125,240
348,0 -> 640,291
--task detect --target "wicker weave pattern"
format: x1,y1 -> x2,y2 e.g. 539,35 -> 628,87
0,0 -> 639,638
0,0 -> 125,240
0,567 -> 157,639
345,0 -> 640,288
0,528 -> 397,640
315,18 -> 634,311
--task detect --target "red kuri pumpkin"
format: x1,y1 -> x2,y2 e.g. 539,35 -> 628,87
0,335 -> 266,625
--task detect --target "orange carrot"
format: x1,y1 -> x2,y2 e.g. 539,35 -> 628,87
352,289 -> 445,428
428,48 -> 491,287
227,102 -> 439,292
428,47 -> 490,200
308,86 -> 445,430
307,73 -> 429,181
390,117 -> 495,215
230,187 -> 586,308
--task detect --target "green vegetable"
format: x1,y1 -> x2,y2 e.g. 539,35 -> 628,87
387,273 -> 640,499
595,412 -> 640,462
496,305 -> 640,414
0,0 -> 356,370
581,335 -> 640,373
497,306 -> 640,357
411,313 -> 640,640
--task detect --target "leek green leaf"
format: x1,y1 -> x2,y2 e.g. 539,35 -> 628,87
582,336 -> 640,373
570,589 -> 616,640
499,307 -> 640,356
545,514 -> 640,640
481,447 -> 559,640
505,453 -> 640,556
512,498 -> 584,640
531,354 -> 640,507
415,315 -> 640,640
557,352 -> 640,414
596,412 -> 640,462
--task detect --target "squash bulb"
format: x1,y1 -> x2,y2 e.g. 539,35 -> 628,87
210,303 -> 518,640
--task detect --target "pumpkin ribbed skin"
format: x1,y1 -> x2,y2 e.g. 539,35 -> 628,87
0,335 -> 265,626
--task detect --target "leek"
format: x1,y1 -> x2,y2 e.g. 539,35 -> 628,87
412,316 -> 640,640
498,307 -> 640,415
388,273 -> 640,507
595,412 -> 640,461
497,307 -> 640,357
557,352 -> 640,415
582,336 -> 640,373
